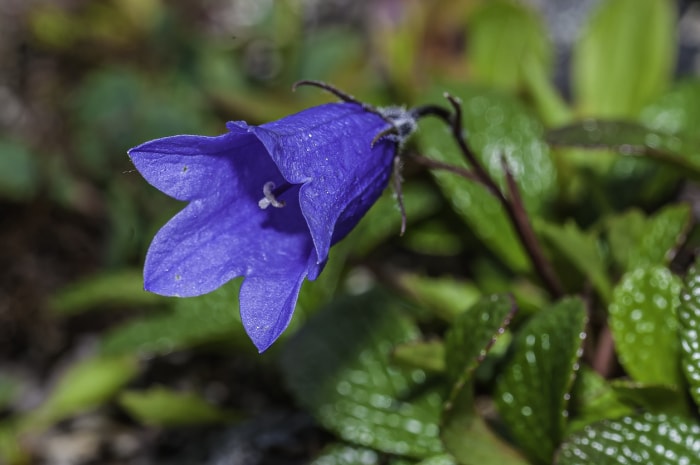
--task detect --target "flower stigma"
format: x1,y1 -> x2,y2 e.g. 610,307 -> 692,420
258,181 -> 292,209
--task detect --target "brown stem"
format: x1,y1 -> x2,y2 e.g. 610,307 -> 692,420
414,94 -> 564,298
410,154 -> 480,183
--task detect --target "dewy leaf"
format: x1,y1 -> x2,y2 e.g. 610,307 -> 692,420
444,294 -> 516,392
419,85 -> 556,272
441,295 -> 525,465
310,444 -> 381,465
545,120 -> 700,179
118,387 -> 235,426
495,297 -> 587,465
466,0 -> 551,92
608,266 -> 682,386
556,413 -> 700,465
679,257 -> 700,410
280,291 -> 443,458
537,220 -> 612,302
572,0 -> 675,117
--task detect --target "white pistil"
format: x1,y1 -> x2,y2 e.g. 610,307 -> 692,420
258,181 -> 286,209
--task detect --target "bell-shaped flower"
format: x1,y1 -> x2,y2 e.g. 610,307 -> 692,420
128,101 -> 414,351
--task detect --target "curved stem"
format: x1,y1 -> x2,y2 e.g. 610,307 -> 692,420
414,94 -> 564,298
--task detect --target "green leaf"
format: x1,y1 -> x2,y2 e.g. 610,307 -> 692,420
397,273 -> 481,322
49,269 -> 165,315
466,1 -> 551,92
556,413 -> 700,465
349,183 -> 441,257
495,298 -> 587,464
567,368 -> 633,434
441,410 -> 529,465
641,79 -> 700,135
392,341 -> 446,374
627,204 -> 691,269
441,295 -> 526,465
444,294 -> 516,391
608,266 -> 682,386
28,356 -> 138,427
606,205 -> 691,273
102,280 -> 248,356
679,258 -> 700,410
537,220 -> 612,302
572,0 -> 675,117
419,86 -> 556,271
280,291 -> 443,458
118,387 -> 236,426
546,120 -> 700,179
310,444 -> 381,465
609,380 -> 689,416
0,140 -> 39,201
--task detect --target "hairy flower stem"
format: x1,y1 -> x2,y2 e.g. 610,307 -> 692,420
413,96 -> 564,298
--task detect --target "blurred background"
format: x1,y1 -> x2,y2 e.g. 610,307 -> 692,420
1,1 -> 699,464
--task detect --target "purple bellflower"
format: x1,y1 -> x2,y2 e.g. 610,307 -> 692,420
129,94 -> 416,352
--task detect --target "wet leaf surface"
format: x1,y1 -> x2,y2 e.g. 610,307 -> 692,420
608,266 -> 682,386
679,258 -> 700,410
419,85 -> 556,272
557,413 -> 700,465
495,298 -> 587,464
280,291 -> 443,458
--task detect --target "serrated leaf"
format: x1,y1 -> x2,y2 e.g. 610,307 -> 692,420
398,273 -> 481,322
556,413 -> 700,465
118,387 -> 235,426
441,295 -> 526,465
444,294 -> 516,391
419,86 -> 556,272
102,280 -> 247,356
572,0 -> 675,117
608,266 -> 682,386
280,291 -> 443,458
537,220 -> 612,302
49,269 -> 165,315
392,341 -> 446,374
495,298 -> 587,464
606,209 -> 647,271
467,1 -> 551,92
546,120 -> 700,179
679,258 -> 700,410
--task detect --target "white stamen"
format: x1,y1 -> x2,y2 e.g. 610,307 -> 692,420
258,181 -> 286,209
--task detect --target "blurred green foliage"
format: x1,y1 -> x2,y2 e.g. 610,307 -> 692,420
2,0 -> 700,464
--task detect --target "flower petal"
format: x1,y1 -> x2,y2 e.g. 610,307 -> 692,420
128,131 -> 260,201
239,266 -> 308,352
241,103 -> 396,264
142,136 -> 315,299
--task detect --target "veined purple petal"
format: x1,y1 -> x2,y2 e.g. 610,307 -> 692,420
128,132 -> 261,202
238,102 -> 396,265
141,133 -> 314,300
239,266 -> 308,352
